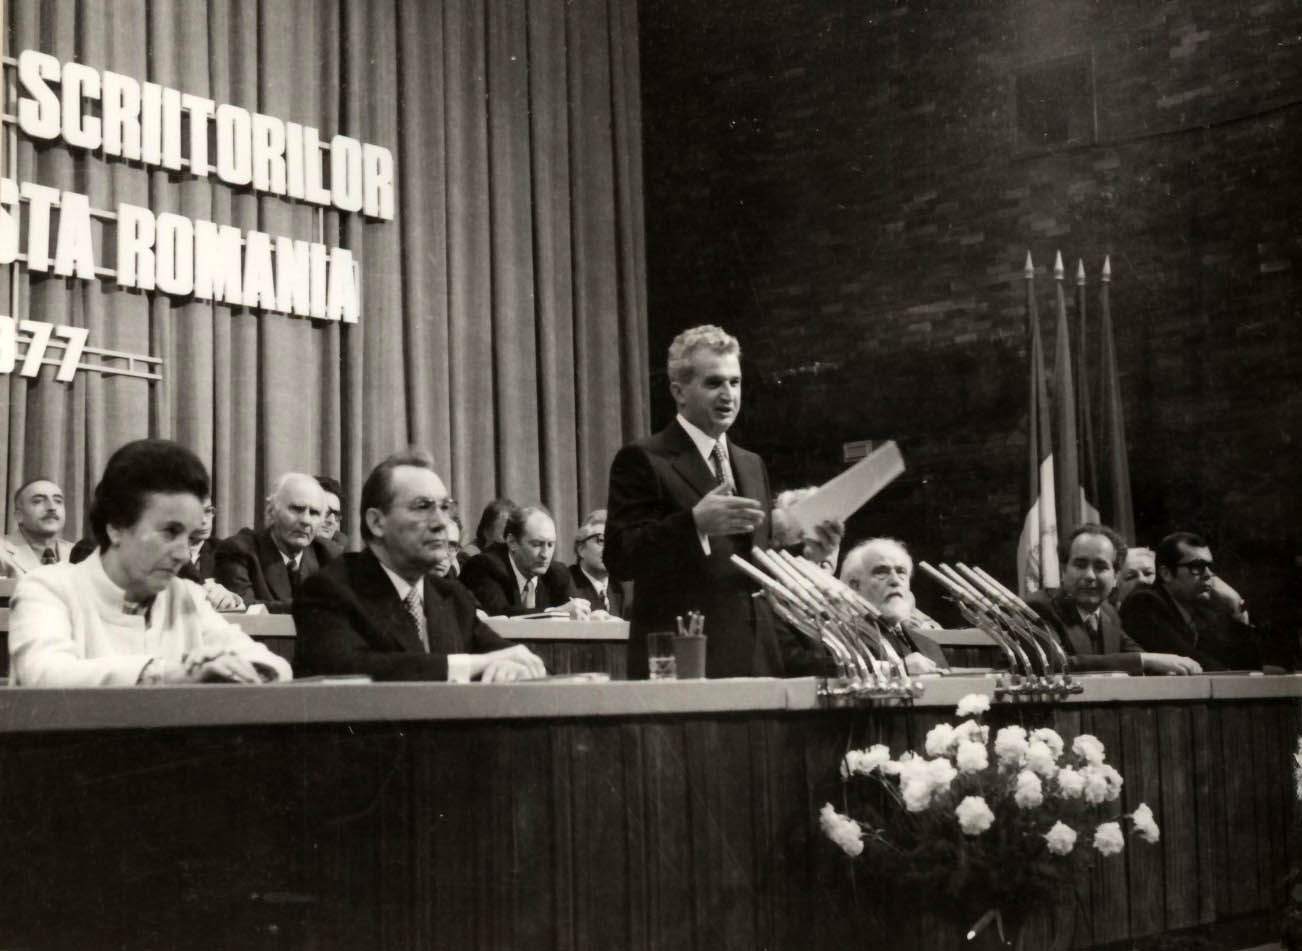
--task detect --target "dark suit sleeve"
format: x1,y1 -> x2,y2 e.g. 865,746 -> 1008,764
605,444 -> 703,584
1120,589 -> 1225,670
460,554 -> 516,616
294,572 -> 451,681
214,535 -> 264,609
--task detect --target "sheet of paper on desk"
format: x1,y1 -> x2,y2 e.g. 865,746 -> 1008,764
788,440 -> 905,531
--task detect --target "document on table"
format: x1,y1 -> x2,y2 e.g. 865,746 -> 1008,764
787,440 -> 905,531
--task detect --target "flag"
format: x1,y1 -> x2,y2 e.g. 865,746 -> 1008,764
1074,259 -> 1100,513
1016,252 -> 1060,595
1097,255 -> 1135,541
1051,251 -> 1099,540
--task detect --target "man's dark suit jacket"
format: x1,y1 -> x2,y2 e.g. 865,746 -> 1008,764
1120,583 -> 1263,671
606,419 -> 784,679
214,527 -> 340,614
179,538 -> 218,584
568,563 -> 625,618
460,542 -> 577,616
1027,588 -> 1144,675
293,548 -> 514,681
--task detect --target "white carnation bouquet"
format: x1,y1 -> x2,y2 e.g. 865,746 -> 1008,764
821,694 -> 1159,938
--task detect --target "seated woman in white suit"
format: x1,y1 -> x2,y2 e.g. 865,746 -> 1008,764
8,439 -> 292,687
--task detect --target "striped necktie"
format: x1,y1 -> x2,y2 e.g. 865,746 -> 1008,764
404,586 -> 429,651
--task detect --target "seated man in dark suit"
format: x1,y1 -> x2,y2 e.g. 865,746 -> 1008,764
294,451 -> 545,681
315,475 -> 349,549
215,473 -> 340,613
568,509 -> 624,618
460,505 -> 589,618
840,538 -> 950,674
1121,530 -> 1273,670
1030,524 -> 1201,675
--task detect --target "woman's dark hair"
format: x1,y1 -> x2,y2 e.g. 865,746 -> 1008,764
89,439 -> 211,551
474,497 -> 517,549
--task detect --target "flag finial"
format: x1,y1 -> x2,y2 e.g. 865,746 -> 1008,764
1076,259 -> 1086,285
1024,251 -> 1034,278
1102,255 -> 1112,283
1053,251 -> 1065,280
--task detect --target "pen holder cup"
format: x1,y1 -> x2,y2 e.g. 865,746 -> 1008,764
673,635 -> 707,680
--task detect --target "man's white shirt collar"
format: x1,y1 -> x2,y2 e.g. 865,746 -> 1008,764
378,559 -> 420,606
677,413 -> 729,469
509,552 -> 534,598
579,566 -> 606,597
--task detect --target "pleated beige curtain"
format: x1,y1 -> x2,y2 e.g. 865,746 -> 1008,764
0,0 -> 649,548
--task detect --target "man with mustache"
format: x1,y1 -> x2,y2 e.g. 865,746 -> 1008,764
606,324 -> 784,678
1,479 -> 75,575
215,472 -> 341,613
839,538 -> 949,674
1031,524 -> 1201,674
1120,530 -> 1265,670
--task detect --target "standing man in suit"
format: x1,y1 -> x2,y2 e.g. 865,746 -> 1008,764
606,324 -> 784,679
1,479 -> 76,576
460,505 -> 589,618
294,450 -> 545,681
1029,523 -> 1201,674
569,509 -> 624,618
215,473 -> 340,613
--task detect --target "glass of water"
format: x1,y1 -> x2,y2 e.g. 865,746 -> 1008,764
647,631 -> 677,680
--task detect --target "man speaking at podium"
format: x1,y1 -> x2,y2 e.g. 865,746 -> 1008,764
606,325 -> 783,679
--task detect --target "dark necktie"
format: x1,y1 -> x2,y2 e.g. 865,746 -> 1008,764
1084,612 -> 1102,653
287,561 -> 302,598
41,547 -> 57,565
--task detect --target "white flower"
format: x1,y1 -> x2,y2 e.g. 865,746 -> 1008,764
1294,738 -> 1302,801
1081,764 -> 1123,804
1044,821 -> 1077,855
1030,728 -> 1065,759
955,739 -> 989,774
955,795 -> 995,835
955,693 -> 991,718
954,719 -> 989,745
925,723 -> 957,758
819,803 -> 864,857
898,756 -> 956,812
882,751 -> 914,777
1014,769 -> 1044,809
1056,766 -> 1085,799
1131,803 -> 1161,844
842,744 -> 892,779
994,725 -> 1029,768
1072,734 -> 1107,766
1025,739 -> 1059,779
1093,821 -> 1125,856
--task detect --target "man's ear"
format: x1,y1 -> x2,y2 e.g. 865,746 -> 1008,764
668,379 -> 684,407
364,507 -> 385,540
1157,565 -> 1174,584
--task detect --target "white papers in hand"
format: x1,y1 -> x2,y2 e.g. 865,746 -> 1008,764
787,440 -> 905,532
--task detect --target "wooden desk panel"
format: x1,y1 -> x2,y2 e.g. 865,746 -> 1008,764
0,681 -> 1293,949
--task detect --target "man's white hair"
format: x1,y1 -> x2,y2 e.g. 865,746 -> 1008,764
266,472 -> 324,511
839,537 -> 913,585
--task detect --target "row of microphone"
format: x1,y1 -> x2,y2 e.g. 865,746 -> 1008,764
731,549 -> 1081,700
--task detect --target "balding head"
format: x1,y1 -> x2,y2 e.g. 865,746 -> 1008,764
265,472 -> 326,554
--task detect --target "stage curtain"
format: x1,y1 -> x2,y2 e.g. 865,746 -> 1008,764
0,0 -> 649,547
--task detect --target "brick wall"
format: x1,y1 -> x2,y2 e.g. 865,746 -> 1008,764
639,0 -> 1302,631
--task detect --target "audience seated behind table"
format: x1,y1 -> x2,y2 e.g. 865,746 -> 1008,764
215,473 -> 341,613
568,508 -> 624,619
460,504 -> 591,619
314,474 -> 349,550
1120,531 -> 1287,671
7,439 -> 292,686
0,478 -> 76,576
839,537 -> 950,675
1028,524 -> 1201,676
769,487 -> 844,573
1111,545 -> 1155,606
292,450 -> 545,682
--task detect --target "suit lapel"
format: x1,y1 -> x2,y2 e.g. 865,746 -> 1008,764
1053,590 -> 1094,656
664,420 -> 716,499
356,550 -> 428,654
257,530 -> 294,601
422,579 -> 462,654
1100,604 -> 1124,654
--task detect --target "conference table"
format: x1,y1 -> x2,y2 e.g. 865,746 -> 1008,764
0,671 -> 1294,950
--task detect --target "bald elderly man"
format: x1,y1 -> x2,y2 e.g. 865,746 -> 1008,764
215,473 -> 342,613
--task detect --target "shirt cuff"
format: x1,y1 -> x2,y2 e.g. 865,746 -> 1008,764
447,654 -> 473,684
699,532 -> 711,556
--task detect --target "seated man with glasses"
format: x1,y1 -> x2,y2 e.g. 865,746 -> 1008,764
569,509 -> 624,618
1120,531 -> 1264,670
294,450 -> 545,682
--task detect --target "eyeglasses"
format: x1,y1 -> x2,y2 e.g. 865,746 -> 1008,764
578,533 -> 605,545
406,498 -> 457,516
1176,559 -> 1215,578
